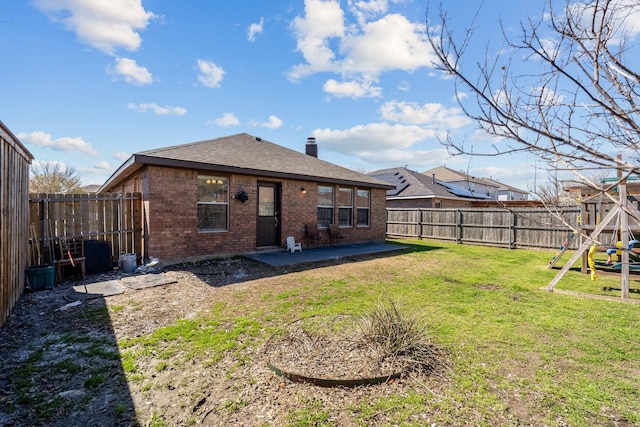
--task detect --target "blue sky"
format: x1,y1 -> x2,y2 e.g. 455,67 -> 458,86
3,0 -> 558,191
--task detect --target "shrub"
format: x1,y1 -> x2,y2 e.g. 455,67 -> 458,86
359,295 -> 447,375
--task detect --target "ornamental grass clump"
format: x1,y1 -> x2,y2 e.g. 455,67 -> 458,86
359,295 -> 446,375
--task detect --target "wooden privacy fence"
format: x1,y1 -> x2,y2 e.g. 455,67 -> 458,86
1,123 -> 33,327
387,207 -> 582,250
29,193 -> 143,267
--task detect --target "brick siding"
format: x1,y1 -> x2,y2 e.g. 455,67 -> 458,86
107,165 -> 387,264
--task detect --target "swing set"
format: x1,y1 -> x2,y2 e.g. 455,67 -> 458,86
547,172 -> 640,299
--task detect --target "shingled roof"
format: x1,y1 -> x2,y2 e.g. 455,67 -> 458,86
100,133 -> 393,191
369,167 -> 491,200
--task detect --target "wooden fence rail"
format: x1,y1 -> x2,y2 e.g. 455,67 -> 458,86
386,207 -> 583,250
28,193 -> 143,267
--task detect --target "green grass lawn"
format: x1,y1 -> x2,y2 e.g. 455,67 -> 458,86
119,239 -> 640,426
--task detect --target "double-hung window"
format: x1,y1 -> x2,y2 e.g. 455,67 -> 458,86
356,189 -> 370,226
197,176 -> 228,231
317,185 -> 334,227
338,187 -> 353,227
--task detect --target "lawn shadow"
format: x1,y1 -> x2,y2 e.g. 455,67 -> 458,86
165,240 -> 445,289
385,239 -> 445,254
0,280 -> 136,426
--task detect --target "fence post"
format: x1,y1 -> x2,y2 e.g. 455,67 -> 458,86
456,209 -> 462,244
118,193 -> 123,256
510,211 -> 516,249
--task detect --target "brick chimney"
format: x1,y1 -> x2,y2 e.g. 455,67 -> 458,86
305,137 -> 317,157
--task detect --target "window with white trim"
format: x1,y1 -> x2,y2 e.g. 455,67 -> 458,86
197,176 -> 228,231
356,189 -> 370,226
317,185 -> 333,227
338,187 -> 353,227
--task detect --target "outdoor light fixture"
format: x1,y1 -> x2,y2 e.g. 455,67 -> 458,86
301,187 -> 306,194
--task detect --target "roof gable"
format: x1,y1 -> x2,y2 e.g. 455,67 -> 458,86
422,166 -> 468,182
101,133 -> 393,191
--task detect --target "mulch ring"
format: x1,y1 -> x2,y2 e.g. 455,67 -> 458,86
264,314 -> 405,387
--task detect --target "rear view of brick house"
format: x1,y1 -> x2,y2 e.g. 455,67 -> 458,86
99,133 -> 394,264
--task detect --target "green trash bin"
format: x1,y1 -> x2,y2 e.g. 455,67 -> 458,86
26,265 -> 55,291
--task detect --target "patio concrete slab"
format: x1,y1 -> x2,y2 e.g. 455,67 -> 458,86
120,273 -> 177,290
65,272 -> 178,301
66,280 -> 125,301
245,242 -> 407,267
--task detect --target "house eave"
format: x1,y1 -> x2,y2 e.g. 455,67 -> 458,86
98,155 -> 139,193
100,154 -> 395,192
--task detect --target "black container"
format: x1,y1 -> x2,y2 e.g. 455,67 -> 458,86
84,240 -> 113,275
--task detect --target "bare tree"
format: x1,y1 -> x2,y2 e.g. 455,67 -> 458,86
537,179 -> 579,206
30,162 -> 83,194
427,0 -> 640,200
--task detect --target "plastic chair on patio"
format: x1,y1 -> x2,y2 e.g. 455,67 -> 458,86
286,236 -> 302,253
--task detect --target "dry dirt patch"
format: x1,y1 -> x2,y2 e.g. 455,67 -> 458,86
1,256 -> 447,426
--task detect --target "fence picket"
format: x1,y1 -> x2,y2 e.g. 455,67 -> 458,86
387,207 -> 583,250
28,193 -> 143,267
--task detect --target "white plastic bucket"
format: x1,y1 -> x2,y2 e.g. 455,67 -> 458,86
119,253 -> 137,273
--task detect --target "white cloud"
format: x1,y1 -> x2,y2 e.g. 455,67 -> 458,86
113,151 -> 130,161
349,0 -> 390,25
248,17 -> 264,42
340,14 -> 434,74
78,161 -> 112,176
469,128 -> 508,144
289,1 -> 437,98
109,57 -> 153,85
313,122 -> 452,168
260,115 -> 283,129
313,122 -> 435,154
33,0 -> 155,54
18,131 -> 98,156
127,102 -> 187,115
362,147 -> 453,168
453,91 -> 468,102
397,80 -> 410,92
214,113 -> 240,127
94,160 -> 111,171
379,100 -> 472,129
288,0 -> 345,80
531,86 -> 564,106
323,78 -> 382,98
197,59 -> 225,88
571,0 -> 640,40
472,161 -> 534,191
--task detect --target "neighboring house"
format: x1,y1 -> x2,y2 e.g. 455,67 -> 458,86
482,177 -> 529,201
422,166 -> 500,199
368,167 -> 491,209
99,133 -> 394,264
423,165 -> 528,201
0,120 -> 34,327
